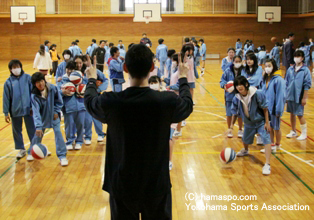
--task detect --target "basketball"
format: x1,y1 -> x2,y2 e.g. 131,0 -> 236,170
225,81 -> 234,93
271,37 -> 277,43
76,83 -> 86,98
220,148 -> 237,164
69,71 -> 83,85
31,143 -> 48,160
61,82 -> 76,96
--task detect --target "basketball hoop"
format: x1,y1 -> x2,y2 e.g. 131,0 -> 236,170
268,18 -> 273,24
144,16 -> 150,24
19,18 -> 25,25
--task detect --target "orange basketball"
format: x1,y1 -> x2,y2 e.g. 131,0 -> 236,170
271,37 -> 277,43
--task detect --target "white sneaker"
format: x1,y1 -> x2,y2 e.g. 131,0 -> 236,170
74,144 -> 82,150
276,144 -> 281,150
85,139 -> 92,145
169,161 -> 173,171
47,151 -> 51,156
297,134 -> 307,141
66,145 -> 73,150
181,121 -> 186,127
256,136 -> 263,145
27,154 -> 34,161
173,130 -> 182,137
286,130 -> 297,138
97,136 -> 104,142
60,158 -> 69,166
260,145 -> 277,153
200,71 -> 204,77
237,148 -> 249,157
16,150 -> 26,159
262,164 -> 271,175
238,130 -> 243,138
227,130 -> 233,138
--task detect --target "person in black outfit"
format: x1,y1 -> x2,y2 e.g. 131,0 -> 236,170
140,33 -> 152,47
92,40 -> 106,72
84,44 -> 193,220
282,32 -> 295,76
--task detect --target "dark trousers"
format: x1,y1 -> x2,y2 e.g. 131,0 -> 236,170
109,191 -> 172,220
97,64 -> 104,73
51,61 -> 58,76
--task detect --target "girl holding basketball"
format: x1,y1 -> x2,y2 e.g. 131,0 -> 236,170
220,55 -> 243,138
260,59 -> 286,153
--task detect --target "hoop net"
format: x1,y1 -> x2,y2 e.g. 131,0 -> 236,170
19,18 -> 25,25
144,16 -> 151,24
268,18 -> 273,24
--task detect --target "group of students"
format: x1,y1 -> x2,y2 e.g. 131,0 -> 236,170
220,39 -> 312,175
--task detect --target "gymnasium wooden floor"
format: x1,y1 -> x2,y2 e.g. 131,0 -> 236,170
0,60 -> 313,220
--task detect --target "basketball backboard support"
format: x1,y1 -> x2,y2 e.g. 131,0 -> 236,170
257,6 -> 281,23
10,6 -> 36,25
133,4 -> 162,24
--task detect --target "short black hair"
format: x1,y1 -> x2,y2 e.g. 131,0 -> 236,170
31,72 -> 46,86
227,47 -> 236,53
294,50 -> 305,58
199,38 -> 204,43
100,40 -> 105,45
62,49 -> 72,58
275,42 -> 280,46
50,44 -> 57,50
109,43 -> 114,47
148,76 -> 161,84
288,32 -> 295,38
233,75 -> 250,93
66,61 -> 76,70
110,46 -> 119,57
184,37 -> 190,43
233,55 -> 242,61
71,41 -> 77,45
167,49 -> 176,58
158,38 -> 164,44
237,38 -> 240,41
299,42 -> 305,47
125,44 -> 153,79
75,39 -> 79,43
44,40 -> 50,45
119,40 -> 122,42
92,39 -> 96,43
128,43 -> 134,49
8,59 -> 22,70
142,33 -> 147,36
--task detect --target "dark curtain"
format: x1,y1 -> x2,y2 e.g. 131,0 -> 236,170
119,0 -> 125,11
166,0 -> 175,11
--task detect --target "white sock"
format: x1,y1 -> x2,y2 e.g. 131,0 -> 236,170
300,123 -> 307,134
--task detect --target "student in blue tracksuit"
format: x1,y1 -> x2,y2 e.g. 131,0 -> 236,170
270,42 -> 280,68
220,55 -> 243,138
260,59 -> 286,153
60,61 -> 85,150
119,46 -> 126,58
311,42 -> 314,73
156,38 -> 168,76
90,39 -> 98,55
56,49 -> 72,87
44,40 -> 50,53
285,50 -> 312,141
193,40 -> 201,77
3,60 -> 35,159
117,40 -> 125,50
108,46 -> 125,92
258,45 -> 267,65
241,52 -> 263,88
164,49 -> 176,86
243,42 -> 254,61
28,73 -> 68,166
200,38 -> 207,76
69,41 -> 82,58
86,44 -> 93,56
297,39 -> 313,67
229,76 -> 272,175
236,39 -> 242,50
105,43 -> 114,67
221,48 -> 235,72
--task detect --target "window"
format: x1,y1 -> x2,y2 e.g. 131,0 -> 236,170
123,0 -> 170,12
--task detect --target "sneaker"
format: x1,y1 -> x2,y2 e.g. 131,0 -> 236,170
169,161 -> 173,171
256,136 -> 263,145
66,145 -> 73,150
260,145 -> 277,153
27,154 -> 34,161
74,144 -> 82,150
60,158 -> 69,166
85,139 -> 92,145
200,71 -> 204,77
276,144 -> 281,150
16,150 -> 26,159
173,130 -> 182,137
237,148 -> 249,157
237,130 -> 243,138
297,134 -> 307,141
97,136 -> 104,142
227,130 -> 233,138
262,164 -> 271,175
47,151 -> 52,156
286,130 -> 297,138
181,121 -> 186,127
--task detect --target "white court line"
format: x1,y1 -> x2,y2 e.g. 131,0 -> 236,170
193,110 -> 239,128
180,141 -> 197,145
211,134 -> 222,138
279,147 -> 314,168
0,124 -> 64,161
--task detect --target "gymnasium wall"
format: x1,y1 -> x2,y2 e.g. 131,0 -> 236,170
0,16 -> 307,61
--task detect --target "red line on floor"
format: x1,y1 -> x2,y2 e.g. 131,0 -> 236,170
281,119 -> 314,142
0,123 -> 11,132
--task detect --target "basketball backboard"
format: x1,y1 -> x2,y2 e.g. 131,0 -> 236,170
257,6 -> 281,23
133,3 -> 162,23
10,6 -> 36,25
